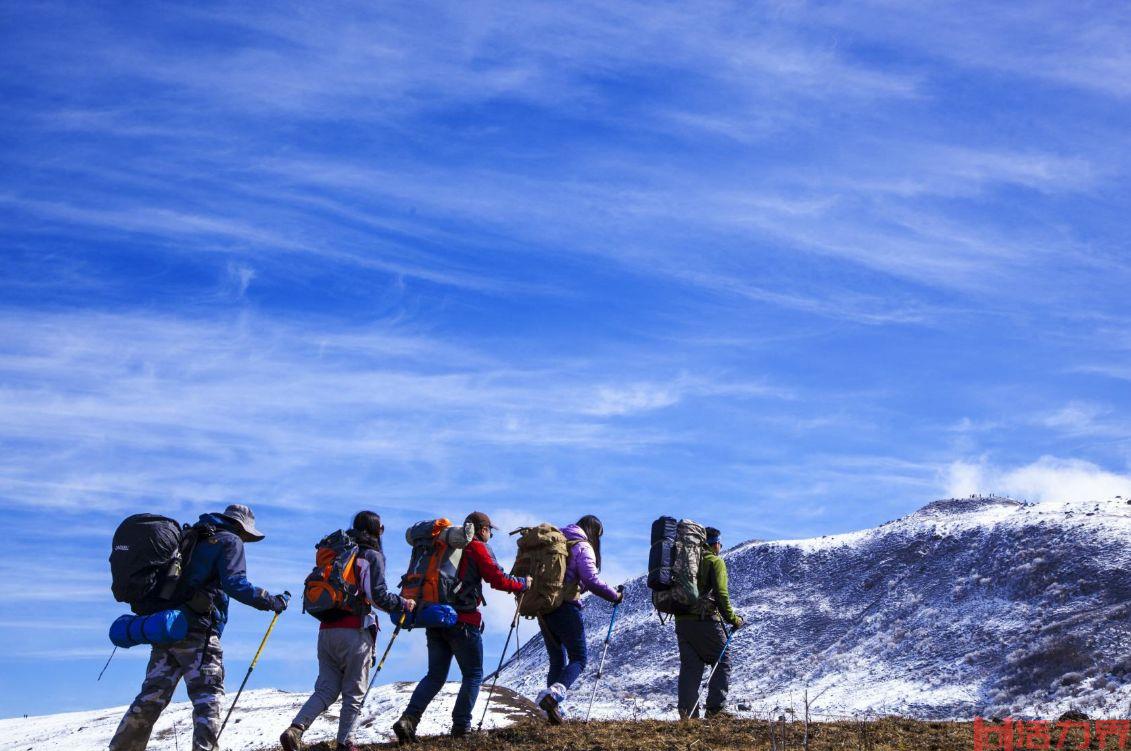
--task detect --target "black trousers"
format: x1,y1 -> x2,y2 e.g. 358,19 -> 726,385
675,618 -> 730,716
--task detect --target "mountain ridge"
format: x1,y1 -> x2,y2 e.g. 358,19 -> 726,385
496,494 -> 1131,721
6,495 -> 1129,749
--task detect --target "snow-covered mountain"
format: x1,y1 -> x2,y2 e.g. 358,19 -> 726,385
0,683 -> 536,751
7,495 -> 1129,749
497,495 -> 1131,721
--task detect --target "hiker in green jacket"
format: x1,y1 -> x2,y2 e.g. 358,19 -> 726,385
675,526 -> 744,720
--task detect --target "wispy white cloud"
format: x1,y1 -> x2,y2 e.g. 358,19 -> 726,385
811,1 -> 1131,99
944,456 -> 1131,502
14,2 -> 1119,323
3,0 -> 1130,716
1038,401 -> 1113,436
0,310 -> 786,513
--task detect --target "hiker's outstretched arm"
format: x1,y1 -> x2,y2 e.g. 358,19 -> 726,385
574,541 -> 620,602
713,557 -> 740,626
470,541 -> 525,594
216,536 -> 274,611
363,550 -> 406,613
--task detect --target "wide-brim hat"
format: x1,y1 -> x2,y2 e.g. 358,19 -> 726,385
219,503 -> 265,542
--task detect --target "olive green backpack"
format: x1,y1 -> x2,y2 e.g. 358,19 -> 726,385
510,524 -> 581,617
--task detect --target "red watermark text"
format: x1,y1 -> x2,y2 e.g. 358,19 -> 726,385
974,718 -> 1131,751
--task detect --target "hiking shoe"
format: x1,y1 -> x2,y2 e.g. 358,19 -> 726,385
450,725 -> 470,738
280,725 -> 305,751
539,693 -> 564,725
392,714 -> 418,745
706,707 -> 735,720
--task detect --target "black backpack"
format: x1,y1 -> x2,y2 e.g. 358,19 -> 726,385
109,514 -> 206,615
647,516 -> 706,615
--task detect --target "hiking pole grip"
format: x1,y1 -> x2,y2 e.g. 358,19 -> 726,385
584,597 -> 621,723
218,604 -> 285,741
477,590 -> 525,732
688,625 -> 737,720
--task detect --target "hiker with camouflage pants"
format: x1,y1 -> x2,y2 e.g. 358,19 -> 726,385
675,526 -> 744,720
109,504 -> 288,751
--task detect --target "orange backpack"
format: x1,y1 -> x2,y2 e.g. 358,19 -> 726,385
399,519 -> 474,604
302,530 -> 366,621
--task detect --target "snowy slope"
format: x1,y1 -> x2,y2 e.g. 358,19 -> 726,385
496,495 -> 1131,721
0,683 -> 537,751
6,495 -> 1129,747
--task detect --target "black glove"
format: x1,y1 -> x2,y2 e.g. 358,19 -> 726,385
270,592 -> 291,613
616,584 -> 626,603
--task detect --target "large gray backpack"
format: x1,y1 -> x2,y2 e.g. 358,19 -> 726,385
649,517 -> 706,615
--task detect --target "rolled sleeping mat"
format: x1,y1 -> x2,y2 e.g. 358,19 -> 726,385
390,603 -> 458,631
109,608 -> 190,648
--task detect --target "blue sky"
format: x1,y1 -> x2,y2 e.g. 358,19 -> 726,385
2,1 -> 1131,718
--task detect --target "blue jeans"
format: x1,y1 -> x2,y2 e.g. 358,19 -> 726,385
540,601 -> 587,690
405,624 -> 483,730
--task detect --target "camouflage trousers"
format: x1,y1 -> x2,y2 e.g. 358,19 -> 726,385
109,630 -> 225,751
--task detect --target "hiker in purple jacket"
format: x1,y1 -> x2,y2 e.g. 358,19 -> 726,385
535,514 -> 623,724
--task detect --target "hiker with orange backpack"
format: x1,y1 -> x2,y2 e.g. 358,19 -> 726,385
280,511 -> 415,751
392,511 -> 529,742
534,515 -> 623,724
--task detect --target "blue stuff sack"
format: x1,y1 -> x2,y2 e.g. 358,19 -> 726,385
390,603 -> 458,631
110,609 -> 190,648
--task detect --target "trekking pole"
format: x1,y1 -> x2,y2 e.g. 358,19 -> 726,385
360,611 -> 406,711
689,625 -> 737,719
584,594 -> 622,722
217,591 -> 289,741
476,590 -> 525,733
97,646 -> 117,681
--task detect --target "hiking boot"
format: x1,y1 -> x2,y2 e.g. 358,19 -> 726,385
392,713 -> 419,745
678,708 -> 700,721
450,725 -> 470,738
706,707 -> 735,720
539,693 -> 564,725
538,682 -> 567,725
280,725 -> 305,751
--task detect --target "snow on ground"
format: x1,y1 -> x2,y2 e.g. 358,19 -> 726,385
0,683 -> 537,751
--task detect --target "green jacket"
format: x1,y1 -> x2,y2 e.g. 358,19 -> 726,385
675,546 -> 740,626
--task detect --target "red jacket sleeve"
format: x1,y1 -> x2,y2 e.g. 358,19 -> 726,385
468,540 -> 525,594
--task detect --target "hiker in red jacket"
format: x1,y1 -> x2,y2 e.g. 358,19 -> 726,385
393,511 -> 529,742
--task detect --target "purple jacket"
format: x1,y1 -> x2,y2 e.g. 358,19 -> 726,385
562,524 -> 619,603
